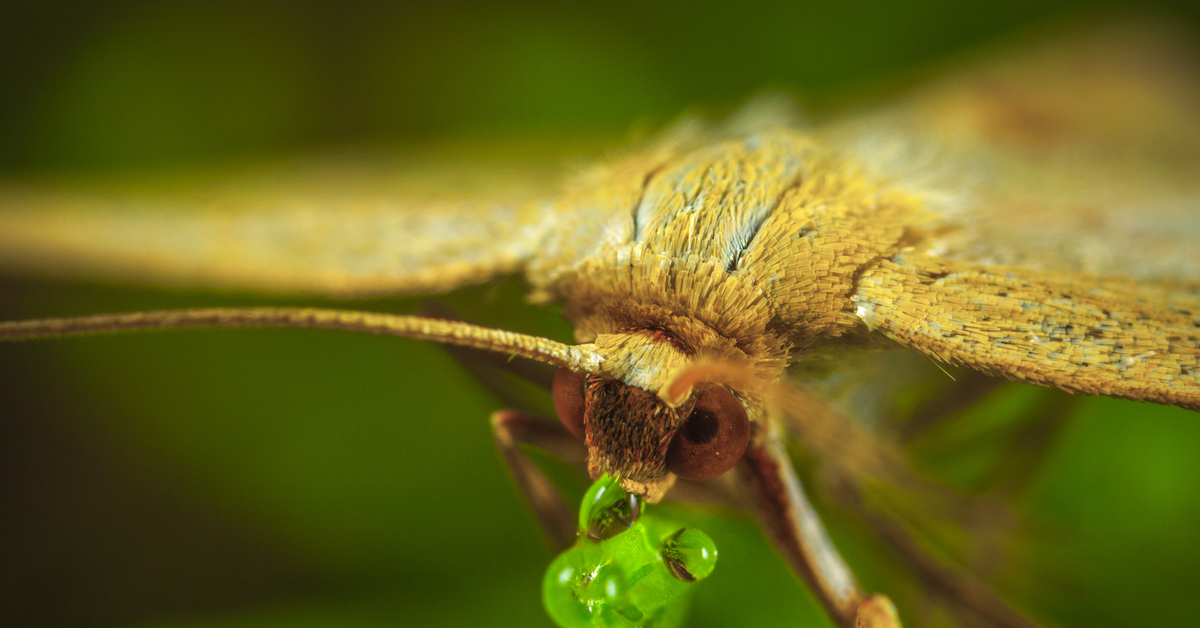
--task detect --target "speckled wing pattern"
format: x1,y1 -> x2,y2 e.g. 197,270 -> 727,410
0,145 -> 566,296
525,25 -> 1200,411
1,25 -> 1197,410
831,24 -> 1200,409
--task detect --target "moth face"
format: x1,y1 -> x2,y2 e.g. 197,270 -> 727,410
552,367 -> 751,503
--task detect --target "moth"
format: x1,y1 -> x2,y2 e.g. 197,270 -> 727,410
1,23 -> 1198,628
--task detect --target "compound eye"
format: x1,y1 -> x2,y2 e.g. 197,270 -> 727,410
551,367 -> 588,439
666,386 -> 750,480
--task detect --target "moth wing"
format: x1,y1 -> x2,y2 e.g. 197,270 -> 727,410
827,23 -> 1200,408
0,140 -> 581,296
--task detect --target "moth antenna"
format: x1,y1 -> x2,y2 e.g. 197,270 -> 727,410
0,307 -> 604,373
659,357 -> 764,407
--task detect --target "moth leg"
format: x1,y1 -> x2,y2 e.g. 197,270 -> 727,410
665,474 -> 750,508
738,423 -> 899,628
981,392 -> 1076,497
419,300 -> 556,409
952,393 -> 1075,586
780,386 -> 1037,627
491,409 -> 586,552
444,340 -> 555,397
830,477 -> 1037,628
893,369 -> 1003,443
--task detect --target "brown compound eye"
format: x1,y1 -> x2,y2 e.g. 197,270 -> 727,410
551,367 -> 588,439
666,386 -> 750,480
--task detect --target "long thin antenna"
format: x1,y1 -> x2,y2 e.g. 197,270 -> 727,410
0,307 -> 603,373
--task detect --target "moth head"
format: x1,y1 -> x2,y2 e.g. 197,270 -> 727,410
554,329 -> 754,502
0,308 -> 756,504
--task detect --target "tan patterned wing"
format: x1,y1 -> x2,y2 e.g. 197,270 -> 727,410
826,22 -> 1200,281
830,23 -> 1200,408
0,141 -> 579,297
852,257 -> 1200,410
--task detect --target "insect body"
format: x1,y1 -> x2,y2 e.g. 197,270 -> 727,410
1,25 -> 1198,628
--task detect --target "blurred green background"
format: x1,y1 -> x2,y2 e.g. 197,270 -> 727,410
2,1 -> 1199,627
